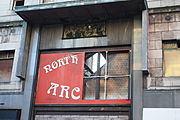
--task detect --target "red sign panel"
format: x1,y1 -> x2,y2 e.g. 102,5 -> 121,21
35,52 -> 131,104
35,52 -> 85,104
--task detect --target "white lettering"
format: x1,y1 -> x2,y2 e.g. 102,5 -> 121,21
47,82 -> 59,96
64,56 -> 70,65
43,55 -> 79,74
59,85 -> 70,98
51,61 -> 58,69
71,87 -> 80,100
43,65 -> 52,73
57,58 -> 65,67
71,55 -> 78,64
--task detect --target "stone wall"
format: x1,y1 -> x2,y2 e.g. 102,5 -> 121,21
147,0 -> 180,8
0,0 -> 22,23
147,12 -> 180,89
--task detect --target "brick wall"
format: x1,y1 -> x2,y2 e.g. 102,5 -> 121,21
147,12 -> 180,89
35,115 -> 128,120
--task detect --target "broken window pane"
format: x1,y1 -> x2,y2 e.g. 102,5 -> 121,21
84,52 -> 106,77
83,50 -> 130,100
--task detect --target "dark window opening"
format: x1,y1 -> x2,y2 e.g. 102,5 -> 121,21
0,51 -> 14,83
0,110 -> 21,120
14,0 -> 24,8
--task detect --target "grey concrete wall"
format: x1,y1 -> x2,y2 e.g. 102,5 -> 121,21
132,15 -> 143,120
144,90 -> 180,108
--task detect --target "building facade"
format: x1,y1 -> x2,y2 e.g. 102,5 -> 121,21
0,0 -> 179,120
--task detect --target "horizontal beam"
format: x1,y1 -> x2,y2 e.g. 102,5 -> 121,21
15,0 -> 128,12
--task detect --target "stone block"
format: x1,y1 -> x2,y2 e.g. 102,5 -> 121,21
148,58 -> 156,68
175,12 -> 180,21
162,13 -> 175,23
149,24 -> 155,32
155,23 -> 169,32
155,77 -> 163,86
148,41 -> 156,50
149,32 -> 161,41
1,28 -> 9,35
148,50 -> 162,59
162,31 -> 175,40
0,36 -> 2,44
155,40 -> 162,50
160,0 -> 175,7
155,58 -> 163,68
147,77 -> 156,87
9,34 -> 20,43
150,68 -> 163,77
174,31 -> 180,39
169,22 -> 180,31
1,35 -> 10,43
147,1 -> 161,8
149,14 -> 162,24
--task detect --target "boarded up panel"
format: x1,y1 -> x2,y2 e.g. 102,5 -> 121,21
107,19 -> 132,45
0,59 -> 13,82
40,19 -> 132,49
164,50 -> 180,77
0,51 -> 14,83
36,52 -> 85,104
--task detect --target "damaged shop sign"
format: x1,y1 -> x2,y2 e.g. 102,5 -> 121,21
35,52 -> 84,104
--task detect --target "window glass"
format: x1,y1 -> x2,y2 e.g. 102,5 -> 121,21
84,50 -> 130,100
107,77 -> 128,99
164,49 -> 180,77
0,51 -> 14,83
84,78 -> 96,100
163,41 -> 177,49
108,52 -> 129,76
84,52 -> 106,77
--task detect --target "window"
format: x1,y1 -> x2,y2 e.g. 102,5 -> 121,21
163,40 -> 180,77
0,51 -> 14,83
13,0 -> 24,9
83,50 -> 130,100
36,48 -> 130,104
0,110 -> 21,120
